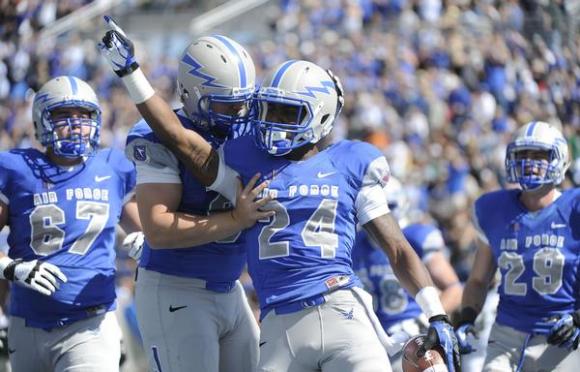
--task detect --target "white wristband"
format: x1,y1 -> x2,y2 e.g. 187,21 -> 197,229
0,256 -> 13,280
415,286 -> 446,319
121,68 -> 155,104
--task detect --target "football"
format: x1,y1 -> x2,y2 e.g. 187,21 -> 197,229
401,335 -> 448,372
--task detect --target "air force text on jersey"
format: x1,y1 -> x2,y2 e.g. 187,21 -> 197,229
259,184 -> 340,199
33,188 -> 110,207
500,234 -> 566,251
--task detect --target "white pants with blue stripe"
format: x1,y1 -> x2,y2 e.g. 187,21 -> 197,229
484,322 -> 580,372
134,268 -> 259,372
258,288 -> 392,372
8,312 -> 121,372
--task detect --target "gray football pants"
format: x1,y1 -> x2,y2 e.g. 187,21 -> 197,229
258,288 -> 392,372
484,322 -> 580,372
8,312 -> 121,372
134,268 -> 259,372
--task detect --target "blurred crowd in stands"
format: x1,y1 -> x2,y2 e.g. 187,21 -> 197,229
0,1 -> 579,367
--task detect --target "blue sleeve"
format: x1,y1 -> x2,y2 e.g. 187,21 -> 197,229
0,152 -> 13,205
221,135 -> 269,180
473,193 -> 492,244
126,119 -> 159,147
404,224 -> 445,260
331,140 -> 389,188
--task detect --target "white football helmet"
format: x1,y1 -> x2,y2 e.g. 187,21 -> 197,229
253,60 -> 343,156
32,76 -> 101,157
383,177 -> 411,228
505,121 -> 570,190
177,35 -> 256,139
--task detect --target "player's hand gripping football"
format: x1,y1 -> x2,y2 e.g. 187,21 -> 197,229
419,315 -> 461,372
547,311 -> 580,350
232,173 -> 275,229
3,259 -> 67,296
97,16 -> 139,77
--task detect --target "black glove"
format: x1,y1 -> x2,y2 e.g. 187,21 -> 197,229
547,310 -> 580,350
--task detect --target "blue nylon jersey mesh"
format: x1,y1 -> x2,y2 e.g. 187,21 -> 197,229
0,148 -> 135,328
126,112 -> 247,284
474,188 -> 580,334
221,136 -> 387,311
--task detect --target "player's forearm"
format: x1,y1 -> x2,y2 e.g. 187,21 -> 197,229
365,214 -> 434,295
364,214 -> 446,319
144,211 -> 244,249
121,68 -> 218,186
135,95 -> 217,185
439,283 -> 463,314
392,251 -> 448,319
389,245 -> 434,296
460,277 -> 489,317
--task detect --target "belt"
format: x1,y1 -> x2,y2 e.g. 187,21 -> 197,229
205,281 -> 236,293
261,293 -> 327,320
136,268 -> 237,293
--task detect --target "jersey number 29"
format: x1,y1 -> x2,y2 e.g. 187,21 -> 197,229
499,248 -> 565,296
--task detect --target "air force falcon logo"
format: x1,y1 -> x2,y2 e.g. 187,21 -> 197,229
133,145 -> 147,162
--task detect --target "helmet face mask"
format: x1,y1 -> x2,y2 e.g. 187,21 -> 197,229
197,87 -> 254,138
252,60 -> 338,157
505,122 -> 570,191
177,35 -> 256,141
253,89 -> 315,156
33,76 -> 101,158
47,105 -> 100,158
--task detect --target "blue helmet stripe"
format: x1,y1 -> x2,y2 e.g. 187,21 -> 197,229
68,76 -> 78,95
526,121 -> 537,137
212,35 -> 247,88
271,60 -> 297,88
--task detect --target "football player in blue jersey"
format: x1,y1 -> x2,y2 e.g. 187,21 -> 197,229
456,121 -> 580,371
122,35 -> 275,372
98,17 -> 461,372
353,177 -> 463,372
0,75 -> 142,372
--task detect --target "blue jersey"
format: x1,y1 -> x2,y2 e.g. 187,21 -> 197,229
474,188 -> 580,334
352,223 -> 444,331
0,148 -> 135,329
216,136 -> 391,314
125,110 -> 246,291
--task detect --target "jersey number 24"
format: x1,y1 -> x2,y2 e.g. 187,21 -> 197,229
259,199 -> 338,259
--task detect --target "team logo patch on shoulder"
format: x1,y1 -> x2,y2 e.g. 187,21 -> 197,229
133,145 -> 147,162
